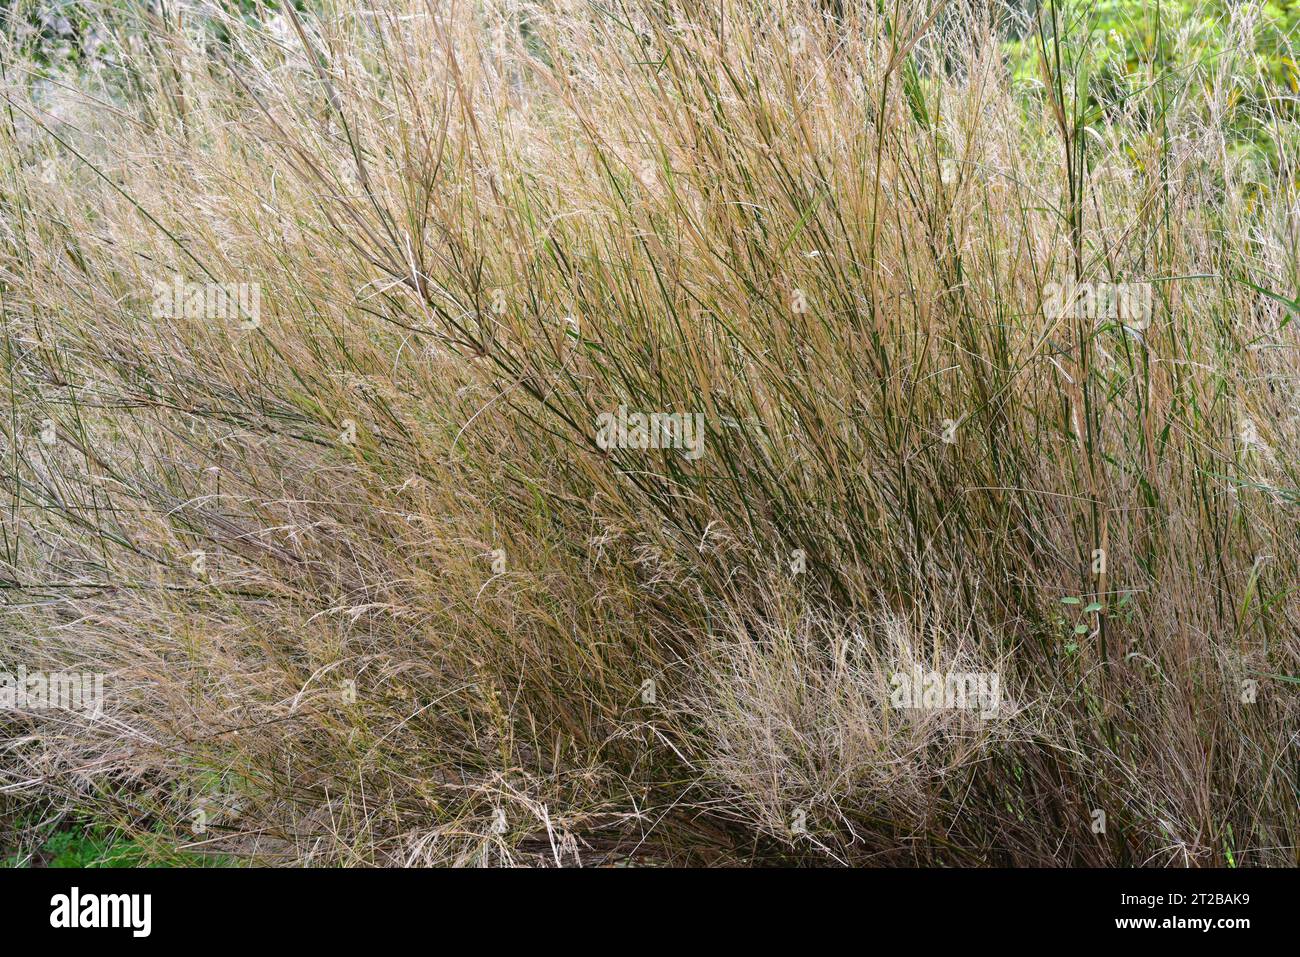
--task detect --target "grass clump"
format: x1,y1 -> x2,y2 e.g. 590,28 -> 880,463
0,0 -> 1296,866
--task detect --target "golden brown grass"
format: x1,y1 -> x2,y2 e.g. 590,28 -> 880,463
0,0 -> 1297,865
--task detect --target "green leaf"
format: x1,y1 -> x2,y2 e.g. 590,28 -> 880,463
1252,671 -> 1300,685
1234,276 -> 1300,329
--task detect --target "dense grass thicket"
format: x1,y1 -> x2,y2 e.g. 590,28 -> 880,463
1,0 -> 1298,865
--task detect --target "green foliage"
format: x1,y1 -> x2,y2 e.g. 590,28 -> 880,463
0,0 -> 309,70
1006,1 -> 1300,133
2,815 -> 232,867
